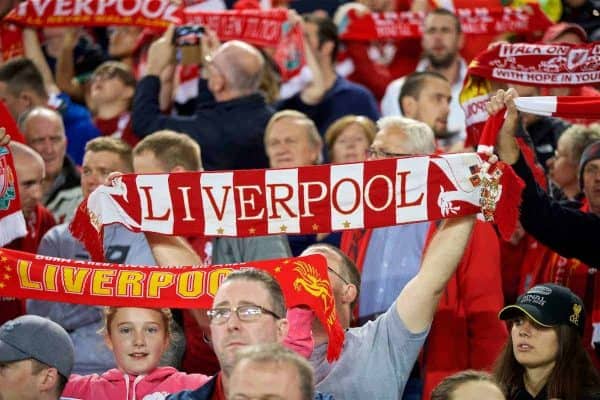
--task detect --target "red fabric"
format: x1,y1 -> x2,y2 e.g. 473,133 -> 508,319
94,113 -> 139,147
0,101 -> 25,144
338,5 -> 550,41
6,204 -> 56,254
344,40 -> 420,99
539,86 -> 600,124
181,310 -> 220,375
499,234 -> 530,305
0,23 -> 24,62
0,248 -> 344,361
467,42 -> 600,88
514,202 -> 599,369
1,204 -> 55,324
422,221 -> 508,396
70,154 -> 520,262
211,373 -> 226,400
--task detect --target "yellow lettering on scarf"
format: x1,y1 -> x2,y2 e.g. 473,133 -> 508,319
43,264 -> 58,292
62,267 -> 91,294
91,269 -> 116,296
147,271 -> 175,298
177,271 -> 205,298
208,268 -> 233,297
17,260 -> 42,290
116,271 -> 145,297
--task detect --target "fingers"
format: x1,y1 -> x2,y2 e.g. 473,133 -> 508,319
486,88 -> 520,116
0,127 -> 10,147
105,171 -> 124,186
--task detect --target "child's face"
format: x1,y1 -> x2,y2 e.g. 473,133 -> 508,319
105,308 -> 169,376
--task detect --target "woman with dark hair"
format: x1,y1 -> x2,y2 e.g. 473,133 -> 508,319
494,283 -> 600,400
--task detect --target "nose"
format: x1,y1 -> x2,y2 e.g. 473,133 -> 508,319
518,320 -> 533,336
133,330 -> 146,346
225,310 -> 242,331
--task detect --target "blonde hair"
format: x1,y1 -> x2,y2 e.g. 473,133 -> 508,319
325,115 -> 376,155
133,130 -> 202,172
85,137 -> 133,171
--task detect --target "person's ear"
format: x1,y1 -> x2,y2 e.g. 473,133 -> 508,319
341,284 -> 358,306
122,85 -> 135,101
276,318 -> 290,341
36,366 -> 60,392
401,96 -> 417,118
19,90 -> 36,110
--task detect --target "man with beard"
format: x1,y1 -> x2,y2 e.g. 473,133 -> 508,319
381,8 -> 467,145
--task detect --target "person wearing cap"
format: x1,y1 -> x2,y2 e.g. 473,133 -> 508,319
488,88 -> 600,267
0,314 -> 74,400
493,283 -> 600,399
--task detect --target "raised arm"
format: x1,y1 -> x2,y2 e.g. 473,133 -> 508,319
396,215 -> 475,333
22,28 -> 60,96
487,89 -> 600,266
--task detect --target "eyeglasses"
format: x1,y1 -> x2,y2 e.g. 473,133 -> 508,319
366,147 -> 410,159
206,304 -> 281,324
327,266 -> 349,285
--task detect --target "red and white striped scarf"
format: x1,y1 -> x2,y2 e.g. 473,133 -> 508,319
70,152 -> 523,261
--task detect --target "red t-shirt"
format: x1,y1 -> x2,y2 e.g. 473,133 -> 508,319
0,101 -> 25,144
94,112 -> 139,147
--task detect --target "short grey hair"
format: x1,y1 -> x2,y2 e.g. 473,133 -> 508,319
376,116 -> 436,155
231,343 -> 315,400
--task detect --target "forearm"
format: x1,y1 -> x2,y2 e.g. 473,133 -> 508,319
396,216 -> 475,333
145,232 -> 201,266
55,44 -> 82,102
23,28 -> 59,95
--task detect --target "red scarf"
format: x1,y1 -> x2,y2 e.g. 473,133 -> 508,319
338,5 -> 551,41
460,43 -> 600,147
0,147 -> 26,247
5,2 -> 304,80
0,247 -> 344,361
70,153 -> 522,261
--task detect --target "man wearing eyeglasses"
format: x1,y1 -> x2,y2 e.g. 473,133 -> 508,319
303,213 -> 475,400
167,269 -> 332,400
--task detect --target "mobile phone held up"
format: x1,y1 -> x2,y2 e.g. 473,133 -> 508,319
173,25 -> 205,47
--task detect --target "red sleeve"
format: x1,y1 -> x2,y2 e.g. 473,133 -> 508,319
461,221 -> 508,369
0,101 -> 25,144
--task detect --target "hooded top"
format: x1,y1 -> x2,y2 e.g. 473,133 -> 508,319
62,366 -> 210,400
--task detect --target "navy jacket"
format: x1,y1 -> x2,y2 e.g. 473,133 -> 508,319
132,76 -> 273,171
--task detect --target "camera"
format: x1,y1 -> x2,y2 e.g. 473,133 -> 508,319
173,25 -> 205,47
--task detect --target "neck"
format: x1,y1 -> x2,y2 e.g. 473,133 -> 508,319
562,183 -> 580,200
42,171 -> 59,195
312,319 -> 329,346
220,370 -> 229,394
321,63 -> 337,91
523,363 -> 554,396
214,89 -> 250,102
95,101 -> 129,120
427,57 -> 460,84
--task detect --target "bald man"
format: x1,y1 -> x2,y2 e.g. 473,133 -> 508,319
2,142 -> 56,324
132,27 -> 273,171
20,107 -> 83,223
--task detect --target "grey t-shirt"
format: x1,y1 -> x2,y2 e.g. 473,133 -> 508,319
311,302 -> 428,400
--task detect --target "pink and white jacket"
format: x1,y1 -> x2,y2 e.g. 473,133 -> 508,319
61,366 -> 210,400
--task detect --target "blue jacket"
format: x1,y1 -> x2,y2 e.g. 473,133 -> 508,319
132,77 -> 273,171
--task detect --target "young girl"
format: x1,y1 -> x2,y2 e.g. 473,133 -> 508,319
494,284 -> 600,400
61,307 -> 210,400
